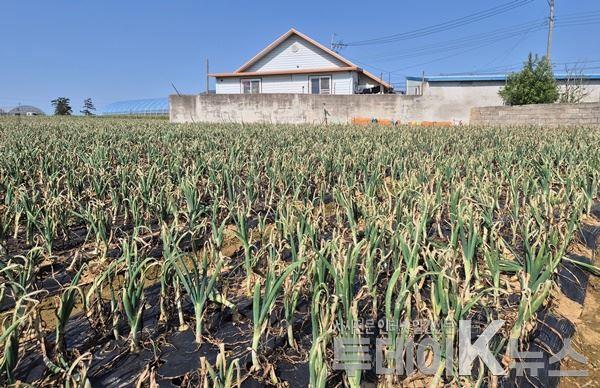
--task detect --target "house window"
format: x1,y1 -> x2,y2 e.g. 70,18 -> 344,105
310,76 -> 331,94
241,79 -> 261,94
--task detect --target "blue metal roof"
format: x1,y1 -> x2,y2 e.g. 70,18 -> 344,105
406,74 -> 600,83
102,98 -> 169,116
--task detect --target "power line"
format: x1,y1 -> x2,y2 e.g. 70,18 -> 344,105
332,10 -> 600,84
478,27 -> 536,70
339,8 -> 600,78
352,16 -> 600,73
344,16 -> 600,85
359,19 -> 548,63
339,0 -> 534,47
386,17 -> 600,74
352,11 -> 600,65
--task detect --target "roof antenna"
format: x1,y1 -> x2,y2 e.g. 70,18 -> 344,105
331,33 -> 345,53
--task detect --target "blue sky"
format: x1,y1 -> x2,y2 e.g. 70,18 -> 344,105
1,0 -> 599,114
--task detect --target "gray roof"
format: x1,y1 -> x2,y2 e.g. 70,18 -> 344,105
8,105 -> 46,115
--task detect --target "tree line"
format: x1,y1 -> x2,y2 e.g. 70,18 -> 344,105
50,98 -> 96,116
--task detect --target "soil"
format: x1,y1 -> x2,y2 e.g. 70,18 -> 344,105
5,207 -> 600,387
559,265 -> 600,388
559,210 -> 600,388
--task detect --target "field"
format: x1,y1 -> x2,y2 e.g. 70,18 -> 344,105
1,117 -> 599,387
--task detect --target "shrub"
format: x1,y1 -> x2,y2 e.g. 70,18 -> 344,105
499,54 -> 559,105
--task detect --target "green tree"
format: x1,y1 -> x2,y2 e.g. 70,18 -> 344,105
51,97 -> 73,116
80,98 -> 96,116
499,54 -> 559,106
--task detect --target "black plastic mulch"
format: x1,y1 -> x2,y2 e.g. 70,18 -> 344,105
500,206 -> 599,388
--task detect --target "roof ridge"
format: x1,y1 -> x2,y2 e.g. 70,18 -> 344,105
223,28 -> 391,88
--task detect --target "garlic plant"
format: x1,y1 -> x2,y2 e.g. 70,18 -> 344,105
1,118 -> 599,386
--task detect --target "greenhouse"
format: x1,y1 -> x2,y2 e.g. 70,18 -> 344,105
102,98 -> 169,116
8,105 -> 46,116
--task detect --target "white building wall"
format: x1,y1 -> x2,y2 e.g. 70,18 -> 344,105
216,72 -> 356,95
406,79 -> 424,95
215,78 -> 241,94
579,82 -> 600,102
245,35 -> 346,72
425,81 -> 505,108
261,74 -> 306,93
332,72 -> 353,94
421,80 -> 600,106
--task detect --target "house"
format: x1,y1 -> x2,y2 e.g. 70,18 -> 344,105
210,29 -> 392,95
405,74 -> 600,104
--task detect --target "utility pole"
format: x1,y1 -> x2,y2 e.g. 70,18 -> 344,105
206,58 -> 210,94
546,0 -> 555,62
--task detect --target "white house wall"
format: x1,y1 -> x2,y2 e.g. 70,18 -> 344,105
216,72 -> 355,95
261,74 -> 307,93
215,78 -> 241,94
332,72 -> 354,94
245,35 -> 346,72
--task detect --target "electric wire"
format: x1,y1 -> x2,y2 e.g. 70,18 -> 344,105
342,0 -> 535,47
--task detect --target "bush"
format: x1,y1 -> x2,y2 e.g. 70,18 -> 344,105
499,54 -> 559,106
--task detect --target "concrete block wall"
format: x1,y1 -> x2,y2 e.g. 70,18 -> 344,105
169,94 -> 474,125
471,103 -> 600,126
